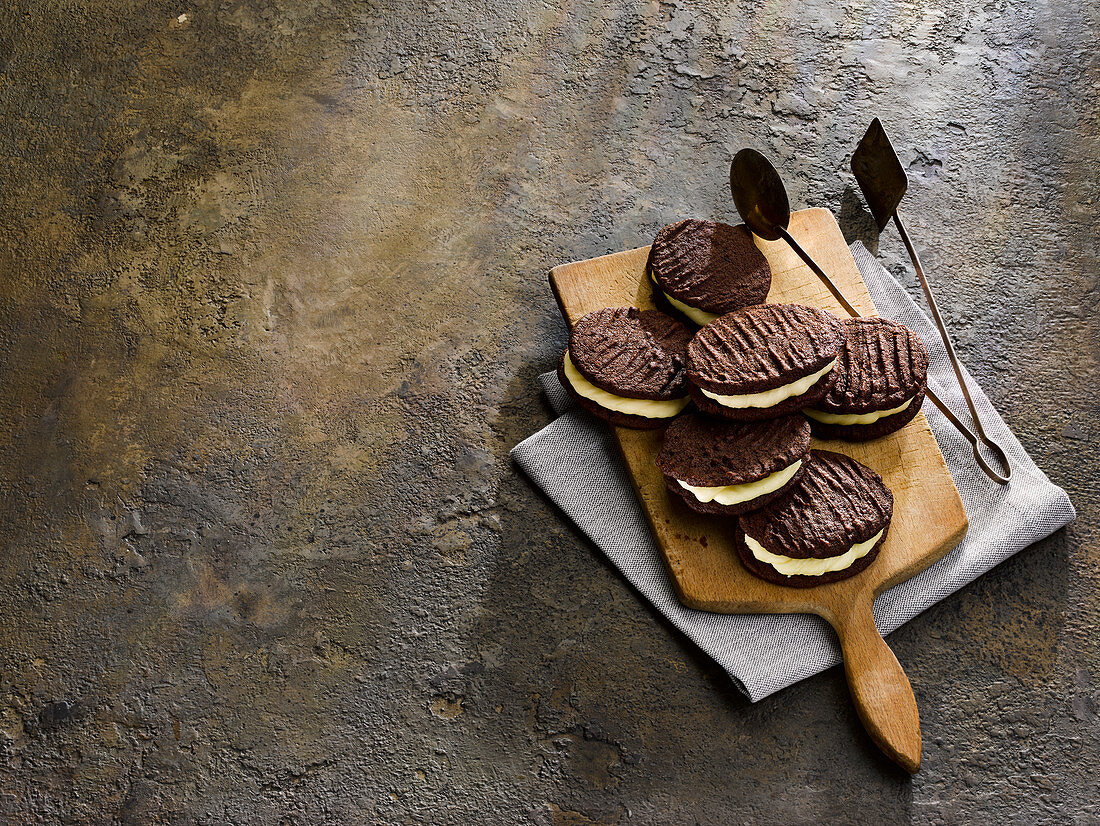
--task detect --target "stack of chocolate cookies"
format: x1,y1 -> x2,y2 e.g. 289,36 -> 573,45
557,218 -> 929,588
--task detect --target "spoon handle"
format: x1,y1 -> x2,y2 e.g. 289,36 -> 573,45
776,226 -> 862,318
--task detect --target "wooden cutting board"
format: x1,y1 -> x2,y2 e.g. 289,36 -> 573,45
549,208 -> 968,773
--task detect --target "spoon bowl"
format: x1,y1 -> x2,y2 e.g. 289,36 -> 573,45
730,148 -> 791,241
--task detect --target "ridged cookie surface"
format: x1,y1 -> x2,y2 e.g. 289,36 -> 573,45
646,219 -> 771,315
687,304 -> 844,395
655,413 -> 810,487
814,317 -> 928,414
569,307 -> 692,400
738,449 -> 893,560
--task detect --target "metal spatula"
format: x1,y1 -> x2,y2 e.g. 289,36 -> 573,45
730,148 -> 1011,484
851,119 -> 1010,483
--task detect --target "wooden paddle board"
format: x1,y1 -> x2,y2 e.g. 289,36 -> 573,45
549,208 -> 968,773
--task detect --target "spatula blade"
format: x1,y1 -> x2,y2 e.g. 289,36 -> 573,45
851,118 -> 908,232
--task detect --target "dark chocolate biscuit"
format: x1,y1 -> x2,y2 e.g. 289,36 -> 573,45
805,317 -> 929,442
647,219 -> 771,321
656,413 -> 811,516
734,522 -> 885,587
556,354 -> 679,430
686,304 -> 844,420
735,449 -> 893,587
657,413 -> 812,486
808,390 -> 926,442
569,307 -> 692,400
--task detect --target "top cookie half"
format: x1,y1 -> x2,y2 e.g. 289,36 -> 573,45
569,306 -> 693,400
647,219 -> 771,325
687,304 -> 845,395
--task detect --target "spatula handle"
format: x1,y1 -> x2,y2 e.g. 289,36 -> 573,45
830,597 -> 922,773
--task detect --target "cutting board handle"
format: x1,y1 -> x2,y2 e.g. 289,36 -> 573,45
828,595 -> 922,773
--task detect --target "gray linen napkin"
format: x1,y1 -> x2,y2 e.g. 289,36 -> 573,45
511,241 -> 1075,702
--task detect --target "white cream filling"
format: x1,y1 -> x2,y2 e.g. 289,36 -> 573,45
677,459 -> 802,506
803,396 -> 915,426
562,350 -> 689,419
664,291 -> 721,326
745,529 -> 884,577
699,359 -> 837,410
649,272 -> 721,326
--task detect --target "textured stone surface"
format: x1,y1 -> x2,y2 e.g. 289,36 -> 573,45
0,1 -> 1096,823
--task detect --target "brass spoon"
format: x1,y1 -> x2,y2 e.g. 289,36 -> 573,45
730,147 -> 1011,484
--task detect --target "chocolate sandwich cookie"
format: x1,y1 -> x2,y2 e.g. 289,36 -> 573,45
686,303 -> 845,421
735,449 -> 893,588
803,317 -> 929,442
558,306 -> 693,429
646,219 -> 771,326
656,413 -> 811,516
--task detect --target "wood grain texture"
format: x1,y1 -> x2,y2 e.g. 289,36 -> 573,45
549,208 -> 969,773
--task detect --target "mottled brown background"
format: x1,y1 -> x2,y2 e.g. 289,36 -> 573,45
0,1 -> 1096,824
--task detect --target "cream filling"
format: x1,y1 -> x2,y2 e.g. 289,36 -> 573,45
677,459 -> 802,506
665,292 -> 721,326
745,529 -> 884,577
699,359 -> 837,410
649,272 -> 721,326
562,350 -> 689,419
803,396 -> 915,426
